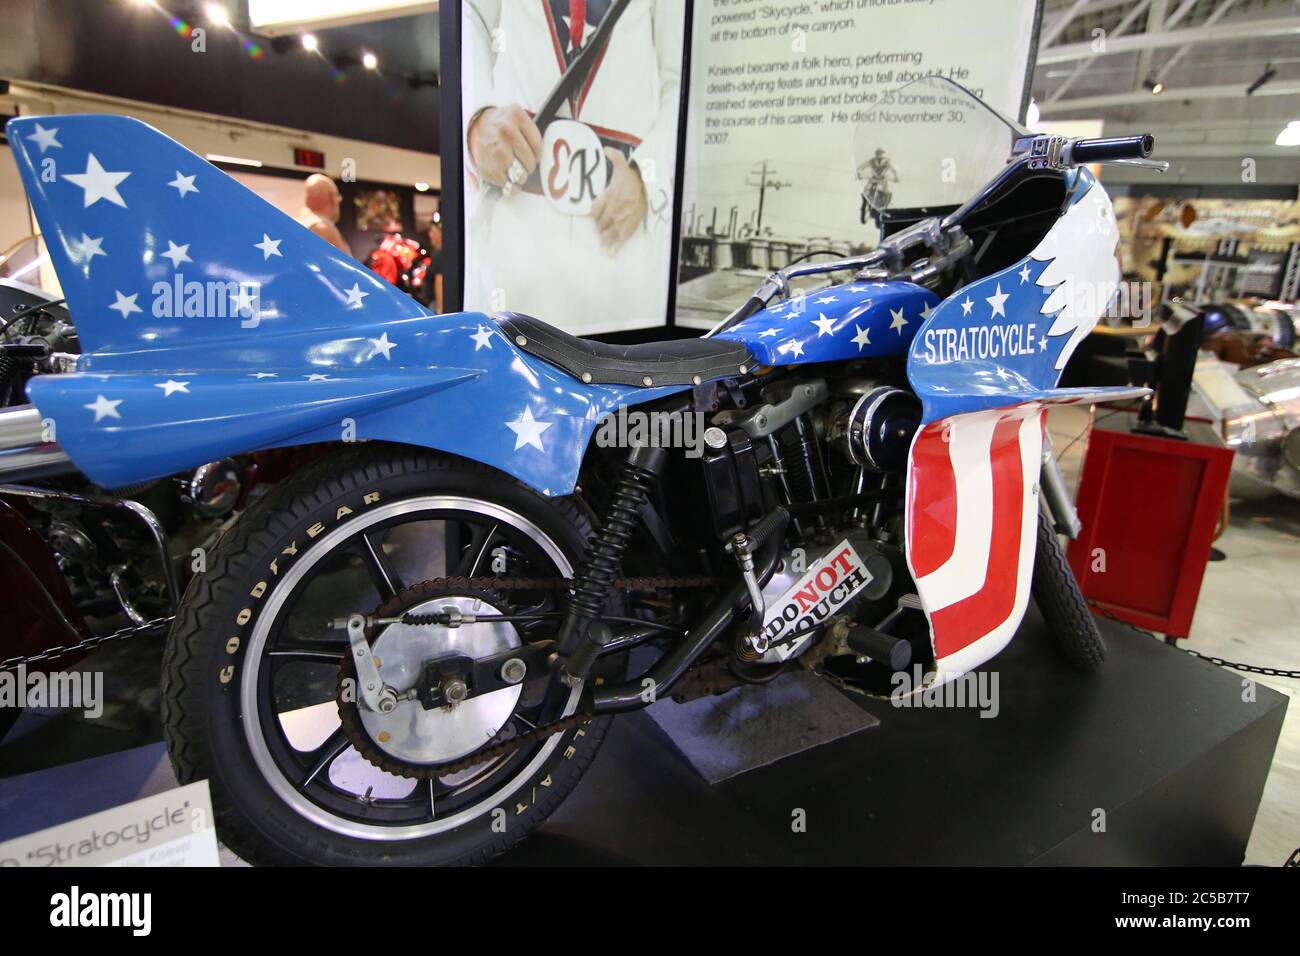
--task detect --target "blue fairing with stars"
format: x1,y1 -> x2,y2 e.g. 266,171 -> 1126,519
716,281 -> 940,365
6,114 -> 686,494
907,172 -> 1136,424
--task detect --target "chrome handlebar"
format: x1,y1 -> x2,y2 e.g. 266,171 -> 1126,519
709,131 -> 1160,337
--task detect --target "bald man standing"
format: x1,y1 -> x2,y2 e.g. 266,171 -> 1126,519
296,173 -> 352,256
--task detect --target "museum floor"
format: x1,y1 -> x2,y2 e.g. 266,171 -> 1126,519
0,408 -> 1294,865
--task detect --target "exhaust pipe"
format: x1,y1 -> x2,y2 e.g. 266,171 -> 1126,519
0,405 -> 76,481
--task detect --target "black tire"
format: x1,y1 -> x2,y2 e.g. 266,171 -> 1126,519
161,443 -> 613,866
1031,510 -> 1106,672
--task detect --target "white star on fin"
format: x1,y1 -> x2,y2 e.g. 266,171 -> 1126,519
161,241 -> 191,269
27,124 -> 61,153
109,290 -> 141,318
815,295 -> 838,305
759,328 -> 779,339
76,234 -> 106,270
306,374 -> 329,382
851,325 -> 871,351
961,297 -> 974,317
255,234 -> 282,260
343,284 -> 369,308
781,339 -> 805,359
84,395 -> 122,421
811,313 -> 837,337
889,307 -> 908,334
506,405 -> 553,452
986,284 -> 1009,319
471,325 -> 494,351
1018,262 -> 1032,284
155,380 -> 189,396
368,332 -> 397,361
251,372 -> 277,379
63,154 -> 130,208
168,172 -> 198,198
920,303 -> 933,321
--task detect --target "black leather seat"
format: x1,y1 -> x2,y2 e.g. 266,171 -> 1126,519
494,312 -> 755,388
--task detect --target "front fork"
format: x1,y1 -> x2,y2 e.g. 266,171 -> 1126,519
1040,432 -> 1082,539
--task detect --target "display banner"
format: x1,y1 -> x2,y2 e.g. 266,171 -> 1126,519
443,0 -> 1039,332
457,0 -> 687,335
676,0 -> 1040,328
0,781 -> 219,868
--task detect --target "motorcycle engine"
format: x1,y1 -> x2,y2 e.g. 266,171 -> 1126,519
824,379 -> 922,475
712,372 -> 924,667
752,527 -> 898,665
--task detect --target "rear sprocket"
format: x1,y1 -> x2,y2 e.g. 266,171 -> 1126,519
336,578 -> 587,779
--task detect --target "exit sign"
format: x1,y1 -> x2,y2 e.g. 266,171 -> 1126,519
294,148 -> 326,169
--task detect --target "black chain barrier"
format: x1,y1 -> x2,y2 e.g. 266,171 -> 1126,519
0,617 -> 173,672
1088,601 -> 1300,679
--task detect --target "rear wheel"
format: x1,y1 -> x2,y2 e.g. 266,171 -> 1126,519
161,444 -> 612,866
1031,510 -> 1105,672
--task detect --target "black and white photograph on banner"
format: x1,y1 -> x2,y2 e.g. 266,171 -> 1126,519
459,0 -> 683,334
675,0 -> 1038,328
0,0 -> 1296,908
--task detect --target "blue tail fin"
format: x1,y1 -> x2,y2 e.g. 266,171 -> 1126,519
4,114 -> 487,490
5,114 -> 424,363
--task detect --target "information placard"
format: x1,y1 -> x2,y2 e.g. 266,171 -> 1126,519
676,0 -> 1039,328
0,781 -> 220,868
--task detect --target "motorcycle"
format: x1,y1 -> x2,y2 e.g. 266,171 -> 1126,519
0,77 -> 1157,865
365,230 -> 437,308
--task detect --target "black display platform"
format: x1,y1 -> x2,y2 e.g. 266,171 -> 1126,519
503,608 -> 1287,866
0,608 -> 1285,866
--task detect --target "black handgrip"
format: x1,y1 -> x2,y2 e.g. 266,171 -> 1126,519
1069,134 -> 1154,163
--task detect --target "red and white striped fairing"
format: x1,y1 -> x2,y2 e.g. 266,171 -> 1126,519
903,388 -> 1147,682
906,405 -> 1045,680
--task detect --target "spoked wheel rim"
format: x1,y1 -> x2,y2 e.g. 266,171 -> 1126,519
239,496 -> 579,841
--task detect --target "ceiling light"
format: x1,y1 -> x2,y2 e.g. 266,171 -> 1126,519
362,51 -> 378,70
1144,77 -> 1164,95
414,182 -> 430,192
204,2 -> 231,26
301,33 -> 318,52
1276,121 -> 1300,147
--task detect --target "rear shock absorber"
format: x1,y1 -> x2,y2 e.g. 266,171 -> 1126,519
555,444 -> 667,686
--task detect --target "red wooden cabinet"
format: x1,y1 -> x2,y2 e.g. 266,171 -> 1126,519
1066,429 -> 1234,640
